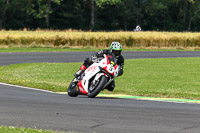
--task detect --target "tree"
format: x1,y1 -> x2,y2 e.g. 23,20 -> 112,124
88,0 -> 121,31
50,0 -> 88,30
191,1 -> 200,31
0,0 -> 9,30
1,0 -> 200,31
142,0 -> 167,30
26,0 -> 62,28
0,0 -> 62,29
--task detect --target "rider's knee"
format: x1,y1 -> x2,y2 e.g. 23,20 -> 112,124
106,82 -> 115,91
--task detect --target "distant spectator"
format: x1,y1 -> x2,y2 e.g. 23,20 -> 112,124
134,25 -> 142,32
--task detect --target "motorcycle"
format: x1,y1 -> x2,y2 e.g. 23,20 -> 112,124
68,54 -> 119,98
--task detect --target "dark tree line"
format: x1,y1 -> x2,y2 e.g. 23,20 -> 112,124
0,0 -> 200,31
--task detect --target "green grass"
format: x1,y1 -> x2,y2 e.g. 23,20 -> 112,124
0,47 -> 101,53
0,126 -> 75,133
0,47 -> 199,53
0,58 -> 200,99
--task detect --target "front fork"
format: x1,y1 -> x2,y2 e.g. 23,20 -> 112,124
103,78 -> 114,89
93,73 -> 114,89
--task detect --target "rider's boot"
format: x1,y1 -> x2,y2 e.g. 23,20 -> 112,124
74,65 -> 87,78
105,80 -> 115,91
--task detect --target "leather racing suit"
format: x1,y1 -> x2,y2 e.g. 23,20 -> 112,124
80,49 -> 124,91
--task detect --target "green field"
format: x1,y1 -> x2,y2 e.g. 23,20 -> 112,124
0,126 -> 75,133
0,58 -> 200,99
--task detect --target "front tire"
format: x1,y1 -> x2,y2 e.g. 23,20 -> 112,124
88,76 -> 108,98
68,81 -> 78,97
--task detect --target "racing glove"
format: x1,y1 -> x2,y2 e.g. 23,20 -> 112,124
118,64 -> 124,76
91,55 -> 98,62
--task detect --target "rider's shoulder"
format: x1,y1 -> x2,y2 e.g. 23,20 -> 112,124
119,54 -> 124,59
103,49 -> 110,53
96,49 -> 109,55
118,55 -> 124,63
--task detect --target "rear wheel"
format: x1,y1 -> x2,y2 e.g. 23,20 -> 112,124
88,76 -> 108,98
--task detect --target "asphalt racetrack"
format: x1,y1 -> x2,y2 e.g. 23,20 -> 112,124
1,51 -> 200,133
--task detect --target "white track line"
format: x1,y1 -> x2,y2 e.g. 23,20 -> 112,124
0,82 -> 65,95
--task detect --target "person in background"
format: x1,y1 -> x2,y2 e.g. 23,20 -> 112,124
134,25 -> 142,32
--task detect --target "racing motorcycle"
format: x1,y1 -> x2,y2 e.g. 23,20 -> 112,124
68,54 -> 119,98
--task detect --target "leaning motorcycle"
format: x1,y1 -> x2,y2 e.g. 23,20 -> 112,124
68,54 -> 119,98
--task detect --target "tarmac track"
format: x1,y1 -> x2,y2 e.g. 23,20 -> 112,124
0,51 -> 200,133
1,51 -> 200,65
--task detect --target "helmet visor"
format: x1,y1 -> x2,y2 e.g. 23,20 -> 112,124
112,50 -> 121,57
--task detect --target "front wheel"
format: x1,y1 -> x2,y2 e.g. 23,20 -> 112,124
68,80 -> 78,97
88,75 -> 108,98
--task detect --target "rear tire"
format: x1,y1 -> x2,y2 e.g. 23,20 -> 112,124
68,81 -> 78,97
88,76 -> 108,98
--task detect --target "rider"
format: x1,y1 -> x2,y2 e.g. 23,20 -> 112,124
74,42 -> 124,91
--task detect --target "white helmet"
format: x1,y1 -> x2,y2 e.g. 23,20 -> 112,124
110,42 -> 122,58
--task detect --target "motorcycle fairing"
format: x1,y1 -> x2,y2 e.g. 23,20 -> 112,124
77,54 -> 119,95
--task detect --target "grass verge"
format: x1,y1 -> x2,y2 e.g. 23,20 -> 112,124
0,58 -> 200,99
0,47 -> 199,53
0,126 -> 75,133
